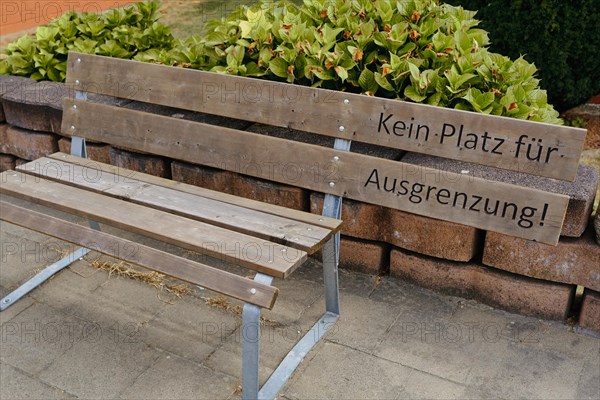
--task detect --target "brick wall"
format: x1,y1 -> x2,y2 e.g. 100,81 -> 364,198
1,76 -> 599,333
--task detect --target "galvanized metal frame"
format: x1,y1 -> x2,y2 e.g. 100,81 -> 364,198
1,85 -> 350,400
0,91 -> 99,312
240,138 -> 351,400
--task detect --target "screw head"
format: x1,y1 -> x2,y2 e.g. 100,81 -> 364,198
250,288 -> 257,295
329,182 -> 336,188
333,156 -> 340,161
338,126 -> 345,132
70,125 -> 76,130
76,58 -> 82,63
74,80 -> 80,85
72,104 -> 77,110
2,298 -> 10,304
343,99 -> 350,105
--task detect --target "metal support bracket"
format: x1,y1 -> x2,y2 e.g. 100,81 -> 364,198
243,138 -> 351,399
0,90 -> 101,312
0,247 -> 91,311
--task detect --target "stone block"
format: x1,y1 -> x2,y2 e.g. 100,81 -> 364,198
0,126 -> 58,160
0,153 -> 16,172
594,212 -> 600,245
1,80 -> 65,133
390,248 -> 575,320
579,289 -> 600,334
172,161 -> 308,210
58,138 -> 112,164
338,236 -> 389,275
247,123 -> 404,160
109,148 -> 170,178
125,101 -> 252,130
402,153 -> 599,237
483,228 -> 600,291
311,193 -> 481,261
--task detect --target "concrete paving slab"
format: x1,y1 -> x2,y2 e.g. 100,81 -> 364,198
118,354 -> 238,400
398,369 -> 468,399
1,219 -> 599,399
283,341 -> 410,399
37,331 -> 161,399
0,285 -> 35,325
139,296 -> 241,364
0,303 -> 83,375
0,363 -> 76,400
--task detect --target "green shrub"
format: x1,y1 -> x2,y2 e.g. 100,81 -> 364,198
445,0 -> 600,112
1,0 -> 563,124
0,0 -> 174,82
163,0 -> 562,124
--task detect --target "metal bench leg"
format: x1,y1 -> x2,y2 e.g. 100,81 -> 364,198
242,273 -> 273,400
256,193 -> 343,400
1,132 -> 101,312
1,247 -> 91,311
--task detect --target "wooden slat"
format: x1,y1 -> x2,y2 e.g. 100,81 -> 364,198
47,153 -> 342,233
0,201 -> 279,309
65,52 -> 586,181
0,171 -> 307,278
17,157 -> 333,254
61,101 -> 569,244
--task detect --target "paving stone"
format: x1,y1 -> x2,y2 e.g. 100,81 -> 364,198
0,153 -> 16,172
325,292 -> 404,353
0,125 -> 58,160
110,147 -> 171,178
0,230 -> 64,288
483,228 -> 600,291
311,193 -> 482,261
0,303 -> 83,375
338,236 -> 388,274
38,330 -> 161,399
172,161 -> 308,210
575,356 -> 600,400
119,354 -> 237,400
0,285 -> 36,326
139,297 -> 240,364
0,363 -> 76,400
462,327 -> 585,399
283,341 -> 410,399
399,370 -> 468,399
57,137 -> 112,164
579,289 -> 600,334
390,248 -> 575,320
402,152 -> 599,237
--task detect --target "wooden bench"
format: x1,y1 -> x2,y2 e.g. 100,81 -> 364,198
0,51 -> 587,399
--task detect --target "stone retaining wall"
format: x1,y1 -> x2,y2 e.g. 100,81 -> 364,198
1,76 -> 599,334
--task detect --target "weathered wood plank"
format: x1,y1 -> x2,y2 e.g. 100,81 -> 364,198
65,52 -> 585,181
47,152 -> 342,233
17,157 -> 333,254
0,201 -> 279,309
0,171 -> 307,278
60,101 -> 569,244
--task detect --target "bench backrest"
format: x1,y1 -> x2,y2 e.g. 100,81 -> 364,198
61,52 -> 587,245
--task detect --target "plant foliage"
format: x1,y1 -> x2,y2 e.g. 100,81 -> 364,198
0,0 -> 174,82
446,0 -> 600,112
1,0 -> 562,124
163,0 -> 561,123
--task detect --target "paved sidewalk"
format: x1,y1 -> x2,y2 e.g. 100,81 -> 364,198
1,214 -> 599,399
